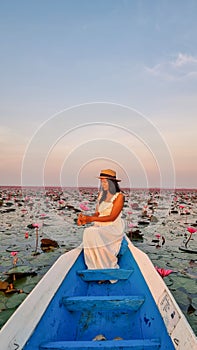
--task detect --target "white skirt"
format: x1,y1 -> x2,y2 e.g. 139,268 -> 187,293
82,218 -> 125,269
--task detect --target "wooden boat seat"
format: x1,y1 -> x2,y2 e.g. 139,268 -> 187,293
62,295 -> 145,312
77,268 -> 133,281
40,338 -> 161,349
40,293 -> 161,349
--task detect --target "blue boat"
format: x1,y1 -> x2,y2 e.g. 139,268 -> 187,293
0,238 -> 196,349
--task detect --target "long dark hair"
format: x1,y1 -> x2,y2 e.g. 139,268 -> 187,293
99,179 -> 121,204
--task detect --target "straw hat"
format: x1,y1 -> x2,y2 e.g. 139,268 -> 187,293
97,169 -> 121,182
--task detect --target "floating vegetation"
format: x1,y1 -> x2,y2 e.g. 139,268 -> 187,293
0,186 -> 196,335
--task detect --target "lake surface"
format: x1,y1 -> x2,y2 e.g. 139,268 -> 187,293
0,186 -> 196,335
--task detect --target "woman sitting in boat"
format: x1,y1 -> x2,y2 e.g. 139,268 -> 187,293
77,169 -> 125,270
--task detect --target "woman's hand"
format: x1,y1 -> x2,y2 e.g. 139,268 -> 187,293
77,213 -> 93,225
77,213 -> 87,226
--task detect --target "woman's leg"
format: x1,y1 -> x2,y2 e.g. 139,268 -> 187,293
83,226 -> 120,269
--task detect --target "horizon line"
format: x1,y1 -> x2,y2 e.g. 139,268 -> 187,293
0,185 -> 197,191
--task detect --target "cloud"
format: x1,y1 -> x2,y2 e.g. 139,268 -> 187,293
173,53 -> 197,67
145,53 -> 197,80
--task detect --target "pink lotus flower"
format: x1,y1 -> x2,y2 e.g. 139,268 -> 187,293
79,203 -> 90,211
128,223 -> 136,228
179,205 -> 185,209
155,266 -> 173,278
32,223 -> 40,228
11,251 -> 18,256
155,234 -> 161,239
127,211 -> 133,215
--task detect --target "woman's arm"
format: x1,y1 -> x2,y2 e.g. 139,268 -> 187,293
77,193 -> 124,226
77,193 -> 100,226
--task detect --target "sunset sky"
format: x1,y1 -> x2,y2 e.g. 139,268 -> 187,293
1,0 -> 197,189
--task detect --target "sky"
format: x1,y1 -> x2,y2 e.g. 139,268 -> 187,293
0,0 -> 197,189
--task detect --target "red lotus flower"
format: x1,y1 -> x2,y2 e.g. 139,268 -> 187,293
185,226 -> 197,248
155,266 -> 173,278
25,232 -> 29,239
187,227 -> 197,234
59,200 -> 65,205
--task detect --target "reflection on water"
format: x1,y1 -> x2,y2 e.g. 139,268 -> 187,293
0,186 -> 196,334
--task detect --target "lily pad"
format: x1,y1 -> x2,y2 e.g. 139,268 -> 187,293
5,265 -> 37,276
6,246 -> 21,252
175,276 -> 197,294
21,283 -> 38,294
14,275 -> 42,294
0,308 -> 16,329
172,289 -> 188,309
5,292 -> 26,309
0,299 -> 6,310
191,297 -> 197,310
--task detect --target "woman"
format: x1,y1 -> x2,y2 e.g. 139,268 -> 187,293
77,169 -> 125,270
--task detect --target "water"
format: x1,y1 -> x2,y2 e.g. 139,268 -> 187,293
0,186 -> 196,335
